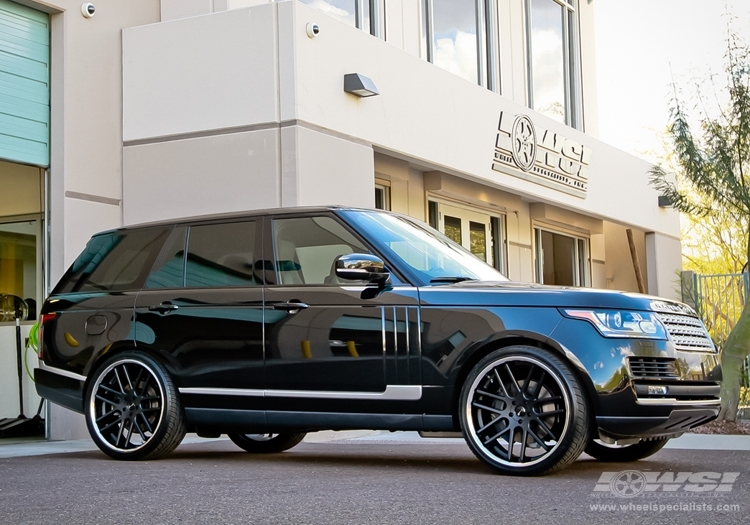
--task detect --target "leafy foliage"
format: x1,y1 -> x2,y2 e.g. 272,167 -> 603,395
649,32 -> 750,421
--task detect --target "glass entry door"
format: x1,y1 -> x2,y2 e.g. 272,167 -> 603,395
436,203 -> 492,263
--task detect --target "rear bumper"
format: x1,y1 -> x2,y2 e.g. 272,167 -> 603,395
34,367 -> 85,414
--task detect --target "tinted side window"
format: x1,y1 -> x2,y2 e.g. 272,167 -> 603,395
272,216 -> 369,285
185,221 -> 257,288
145,227 -> 187,289
54,228 -> 170,293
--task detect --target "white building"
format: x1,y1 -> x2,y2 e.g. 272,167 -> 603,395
0,0 -> 681,439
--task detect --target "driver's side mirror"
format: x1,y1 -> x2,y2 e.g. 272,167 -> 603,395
335,253 -> 389,283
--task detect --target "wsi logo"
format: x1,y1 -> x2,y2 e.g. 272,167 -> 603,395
594,471 -> 740,498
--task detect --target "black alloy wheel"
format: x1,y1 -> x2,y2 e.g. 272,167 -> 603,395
585,437 -> 670,462
85,352 -> 186,460
459,346 -> 589,475
228,432 -> 307,453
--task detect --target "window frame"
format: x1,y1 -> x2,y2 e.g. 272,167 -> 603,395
533,226 -> 590,287
422,0 -> 499,91
524,0 -> 582,129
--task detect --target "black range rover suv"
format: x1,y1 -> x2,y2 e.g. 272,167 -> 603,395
35,207 -> 721,475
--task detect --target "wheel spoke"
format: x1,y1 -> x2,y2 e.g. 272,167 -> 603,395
122,364 -> 134,391
133,417 -> 148,441
535,409 -> 564,417
96,408 -> 119,423
99,418 -> 121,434
483,425 -> 511,447
535,418 -> 558,442
138,374 -> 152,397
533,395 -> 562,405
532,370 -> 546,398
493,369 -> 510,397
139,412 -> 154,434
504,363 -> 522,396
522,365 -> 534,396
114,417 -> 126,447
95,394 -> 116,404
472,402 -> 505,416
518,429 -> 528,462
475,389 -> 508,403
99,384 -> 123,397
527,427 -> 552,451
477,415 -> 508,434
113,368 -> 126,394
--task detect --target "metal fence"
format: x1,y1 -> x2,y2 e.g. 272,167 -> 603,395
682,271 -> 750,417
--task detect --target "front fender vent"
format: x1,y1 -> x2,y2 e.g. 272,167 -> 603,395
629,357 -> 679,378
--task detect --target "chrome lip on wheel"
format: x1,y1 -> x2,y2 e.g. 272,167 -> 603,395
243,434 -> 278,442
465,356 -> 571,468
89,359 -> 165,453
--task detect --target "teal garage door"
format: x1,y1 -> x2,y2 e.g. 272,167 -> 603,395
0,1 -> 49,167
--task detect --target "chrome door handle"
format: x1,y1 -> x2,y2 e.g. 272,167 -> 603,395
148,303 -> 179,313
273,301 -> 309,314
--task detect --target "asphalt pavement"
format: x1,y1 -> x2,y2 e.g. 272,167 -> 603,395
0,431 -> 747,525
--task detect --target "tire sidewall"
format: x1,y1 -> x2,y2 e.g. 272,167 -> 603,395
459,345 -> 586,475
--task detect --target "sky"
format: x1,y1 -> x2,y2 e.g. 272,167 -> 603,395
593,0 -> 750,164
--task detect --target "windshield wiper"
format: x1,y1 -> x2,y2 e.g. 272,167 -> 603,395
429,276 -> 477,283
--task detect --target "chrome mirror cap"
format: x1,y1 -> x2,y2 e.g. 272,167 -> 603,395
335,253 -> 389,283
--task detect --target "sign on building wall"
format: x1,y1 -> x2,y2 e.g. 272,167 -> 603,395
492,111 -> 591,198
0,1 -> 50,167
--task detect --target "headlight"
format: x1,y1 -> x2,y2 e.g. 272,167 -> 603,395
563,309 -> 668,339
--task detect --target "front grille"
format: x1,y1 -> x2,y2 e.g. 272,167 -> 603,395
656,313 -> 715,352
629,357 -> 680,378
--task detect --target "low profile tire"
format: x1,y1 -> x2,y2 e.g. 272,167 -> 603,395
585,437 -> 670,462
85,351 -> 186,460
228,433 -> 306,453
459,345 -> 589,476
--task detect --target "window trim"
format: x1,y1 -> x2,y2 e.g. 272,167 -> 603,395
422,0 -> 499,91
524,0 -> 582,129
427,197 -> 507,276
533,225 -> 590,287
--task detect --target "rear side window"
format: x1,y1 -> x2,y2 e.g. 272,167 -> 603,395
184,221 -> 258,288
54,228 -> 170,293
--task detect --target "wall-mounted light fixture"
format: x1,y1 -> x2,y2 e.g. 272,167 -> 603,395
658,195 -> 672,207
344,73 -> 379,98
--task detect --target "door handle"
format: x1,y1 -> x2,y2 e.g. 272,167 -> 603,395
148,302 -> 179,313
273,301 -> 309,314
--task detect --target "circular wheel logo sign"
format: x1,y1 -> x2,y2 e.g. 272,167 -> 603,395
510,115 -> 537,172
610,470 -> 647,498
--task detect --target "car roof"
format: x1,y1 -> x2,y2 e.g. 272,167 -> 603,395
92,206 -> 391,236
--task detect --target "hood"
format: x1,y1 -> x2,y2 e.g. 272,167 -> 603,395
419,280 -> 693,313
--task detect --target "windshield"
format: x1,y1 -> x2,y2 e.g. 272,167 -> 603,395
341,210 -> 509,285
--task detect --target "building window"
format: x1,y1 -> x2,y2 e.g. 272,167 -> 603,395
534,227 -> 589,286
525,0 -> 581,128
374,184 -> 391,210
0,220 -> 39,320
300,0 -> 384,38
423,0 -> 498,90
428,200 -> 506,275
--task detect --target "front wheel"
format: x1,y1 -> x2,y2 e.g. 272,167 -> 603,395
459,346 -> 589,476
585,437 -> 669,462
85,351 -> 186,460
228,432 -> 306,453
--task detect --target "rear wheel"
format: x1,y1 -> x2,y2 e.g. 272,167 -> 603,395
85,351 -> 186,460
459,345 -> 589,475
585,437 -> 669,462
228,432 -> 306,453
